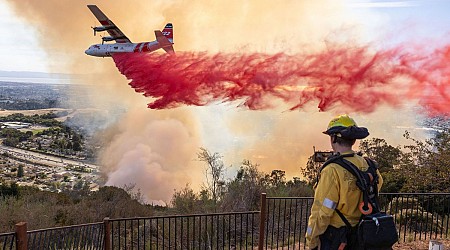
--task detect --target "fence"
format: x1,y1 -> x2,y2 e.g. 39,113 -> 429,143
0,232 -> 15,250
1,193 -> 449,249
26,222 -> 104,250
1,222 -> 104,250
263,196 -> 312,249
109,211 -> 260,249
380,193 -> 450,242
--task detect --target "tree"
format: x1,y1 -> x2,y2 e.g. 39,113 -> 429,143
300,155 -> 322,186
17,165 -> 24,178
400,129 -> 450,193
267,170 -> 286,187
286,177 -> 314,197
197,148 -> 226,206
221,160 -> 266,211
171,184 -> 199,213
359,138 -> 403,173
0,182 -> 19,197
72,141 -> 82,151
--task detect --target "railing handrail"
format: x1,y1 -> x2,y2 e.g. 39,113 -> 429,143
380,192 -> 450,195
108,210 -> 261,222
0,232 -> 15,237
26,221 -> 103,234
267,193 -> 450,199
267,197 -> 313,199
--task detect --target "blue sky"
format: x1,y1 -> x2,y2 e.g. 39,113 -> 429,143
0,0 -> 449,73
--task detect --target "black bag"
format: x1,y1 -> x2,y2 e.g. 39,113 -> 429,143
358,213 -> 398,249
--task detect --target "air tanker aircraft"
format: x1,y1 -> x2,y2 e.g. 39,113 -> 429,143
85,5 -> 174,57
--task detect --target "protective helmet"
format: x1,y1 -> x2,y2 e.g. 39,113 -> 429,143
323,114 -> 369,140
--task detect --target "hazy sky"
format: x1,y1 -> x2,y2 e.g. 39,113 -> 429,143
1,0 -> 449,73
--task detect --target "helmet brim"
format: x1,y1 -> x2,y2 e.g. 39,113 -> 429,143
323,126 -> 347,135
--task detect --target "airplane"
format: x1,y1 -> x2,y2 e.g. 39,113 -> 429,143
85,5 -> 174,57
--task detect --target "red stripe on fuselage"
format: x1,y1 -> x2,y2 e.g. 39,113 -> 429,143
100,20 -> 110,25
134,43 -> 143,52
141,42 -> 150,52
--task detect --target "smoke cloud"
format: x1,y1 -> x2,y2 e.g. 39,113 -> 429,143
99,108 -> 203,204
5,0 -> 447,200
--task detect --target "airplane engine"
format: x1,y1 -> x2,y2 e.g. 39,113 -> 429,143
102,36 -> 115,42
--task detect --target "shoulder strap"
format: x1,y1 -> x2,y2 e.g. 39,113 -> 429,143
335,209 -> 352,229
363,157 -> 381,211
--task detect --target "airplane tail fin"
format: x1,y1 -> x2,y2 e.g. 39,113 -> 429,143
155,23 -> 174,53
161,23 -> 173,44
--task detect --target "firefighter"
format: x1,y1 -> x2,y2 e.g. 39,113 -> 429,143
306,114 -> 383,250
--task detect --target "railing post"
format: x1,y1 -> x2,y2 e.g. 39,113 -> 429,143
258,193 -> 267,250
104,217 -> 111,250
15,222 -> 27,250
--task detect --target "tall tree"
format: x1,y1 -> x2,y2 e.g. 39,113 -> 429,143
197,148 -> 226,206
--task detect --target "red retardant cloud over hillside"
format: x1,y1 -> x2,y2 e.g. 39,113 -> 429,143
113,44 -> 450,116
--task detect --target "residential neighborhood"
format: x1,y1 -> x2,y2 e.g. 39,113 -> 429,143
0,145 -> 101,192
0,87 -> 103,193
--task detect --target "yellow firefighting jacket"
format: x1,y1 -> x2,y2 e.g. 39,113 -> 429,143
305,151 -> 383,249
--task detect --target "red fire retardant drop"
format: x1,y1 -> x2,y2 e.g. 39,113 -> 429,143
112,45 -> 450,115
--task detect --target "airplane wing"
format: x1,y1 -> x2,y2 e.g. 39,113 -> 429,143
87,5 -> 131,43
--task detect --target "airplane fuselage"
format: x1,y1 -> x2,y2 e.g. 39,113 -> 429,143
85,5 -> 174,57
85,41 -> 162,57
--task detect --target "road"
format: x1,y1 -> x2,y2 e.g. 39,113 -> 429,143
0,144 -> 100,171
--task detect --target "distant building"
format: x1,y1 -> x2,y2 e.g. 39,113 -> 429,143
1,122 -> 32,129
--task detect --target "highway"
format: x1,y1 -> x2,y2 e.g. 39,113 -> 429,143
0,144 -> 100,171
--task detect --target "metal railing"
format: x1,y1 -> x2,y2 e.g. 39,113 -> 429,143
380,193 -> 450,242
263,197 -> 312,249
26,222 -> 104,250
109,211 -> 260,249
2,222 -> 104,250
0,232 -> 15,250
2,193 -> 449,249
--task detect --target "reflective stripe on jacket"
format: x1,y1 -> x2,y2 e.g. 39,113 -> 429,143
305,151 -> 383,249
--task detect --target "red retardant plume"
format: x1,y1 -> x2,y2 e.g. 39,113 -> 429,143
112,45 -> 450,116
